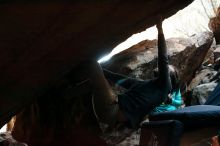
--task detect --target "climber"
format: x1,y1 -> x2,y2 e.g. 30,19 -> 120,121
78,19 -> 172,129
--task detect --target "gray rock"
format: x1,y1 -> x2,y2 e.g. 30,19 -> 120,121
213,45 -> 220,61
191,81 -> 218,105
188,68 -> 217,91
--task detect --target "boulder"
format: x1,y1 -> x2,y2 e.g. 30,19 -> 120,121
0,0 -> 194,129
0,1 -> 200,145
191,81 -> 218,105
102,32 -> 214,88
188,68 -> 217,91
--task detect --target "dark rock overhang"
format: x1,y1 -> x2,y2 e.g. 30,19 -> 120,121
0,0 -> 194,127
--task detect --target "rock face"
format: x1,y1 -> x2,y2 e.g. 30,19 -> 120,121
0,1 -> 203,146
0,0 -> 194,129
102,32 -> 214,88
188,68 -> 217,91
189,67 -> 219,105
191,81 -> 218,105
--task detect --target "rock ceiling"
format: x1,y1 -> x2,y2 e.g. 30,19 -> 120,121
0,0 -> 193,126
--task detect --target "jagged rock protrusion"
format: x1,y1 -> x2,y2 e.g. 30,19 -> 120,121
102,32 -> 214,89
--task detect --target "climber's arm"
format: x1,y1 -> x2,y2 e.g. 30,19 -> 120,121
156,20 -> 172,93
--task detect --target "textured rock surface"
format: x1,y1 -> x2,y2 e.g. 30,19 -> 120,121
0,0 -> 194,128
1,1 -> 203,146
102,32 -> 214,88
191,81 -> 218,105
188,68 -> 217,91
213,45 -> 220,61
